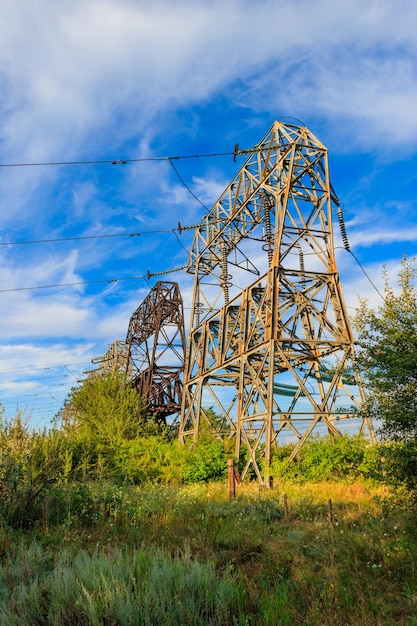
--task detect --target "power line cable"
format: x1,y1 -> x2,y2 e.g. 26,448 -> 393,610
0,361 -> 92,375
0,231 -> 141,247
335,246 -> 385,301
0,374 -> 70,385
347,249 -> 385,300
0,226 -> 185,248
0,256 -> 189,293
169,159 -> 209,210
0,151 -> 235,169
172,229 -> 191,256
0,274 -> 146,294
1,388 -> 68,399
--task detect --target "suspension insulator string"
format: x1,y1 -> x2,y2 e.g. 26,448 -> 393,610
299,247 -> 305,287
337,207 -> 350,251
177,221 -> 202,234
262,194 -> 275,267
220,244 -> 232,305
194,299 -> 204,326
147,265 -> 186,280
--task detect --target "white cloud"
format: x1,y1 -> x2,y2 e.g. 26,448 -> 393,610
350,226 -> 417,248
1,0 -> 416,161
0,0 -> 416,427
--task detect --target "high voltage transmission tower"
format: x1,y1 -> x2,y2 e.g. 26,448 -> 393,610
178,120 -> 375,485
125,281 -> 186,426
91,340 -> 130,376
80,284 -> 186,426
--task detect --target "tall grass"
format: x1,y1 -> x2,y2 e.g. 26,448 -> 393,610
0,543 -> 247,626
1,481 -> 417,624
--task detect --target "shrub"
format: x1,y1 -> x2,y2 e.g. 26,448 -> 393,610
181,435 -> 228,483
0,414 -> 69,527
379,440 -> 417,491
114,436 -> 184,484
269,435 -> 382,484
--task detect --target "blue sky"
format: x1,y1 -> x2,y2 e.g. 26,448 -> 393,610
0,0 -> 416,428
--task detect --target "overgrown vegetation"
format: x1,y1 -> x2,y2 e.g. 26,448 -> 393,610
354,257 -> 417,439
1,402 -> 416,624
1,477 -> 417,625
2,260 -> 417,623
354,257 -> 417,490
268,433 -> 383,483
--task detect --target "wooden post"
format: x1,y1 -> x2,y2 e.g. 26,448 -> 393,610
228,459 -> 236,499
381,456 -> 389,492
283,492 -> 288,519
327,499 -> 334,525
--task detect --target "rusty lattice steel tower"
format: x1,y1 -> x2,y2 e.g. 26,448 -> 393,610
178,120 -> 374,484
126,281 -> 186,425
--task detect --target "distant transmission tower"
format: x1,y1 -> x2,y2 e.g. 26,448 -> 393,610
126,281 -> 186,426
178,120 -> 374,484
91,340 -> 130,376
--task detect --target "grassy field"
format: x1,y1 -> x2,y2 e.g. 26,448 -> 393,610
1,480 -> 416,625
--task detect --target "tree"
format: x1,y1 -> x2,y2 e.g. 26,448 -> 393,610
354,258 -> 417,442
63,372 -> 153,477
68,372 -> 151,445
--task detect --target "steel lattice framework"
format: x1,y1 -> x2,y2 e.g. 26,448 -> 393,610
91,340 -> 130,377
178,120 -> 375,484
126,281 -> 186,424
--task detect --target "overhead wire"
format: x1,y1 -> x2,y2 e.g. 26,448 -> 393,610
0,231 -> 142,247
169,159 -> 209,210
0,222 -> 198,293
0,226 -> 184,248
0,150 -> 236,169
0,154 -> 209,294
0,361 -> 92,375
0,374 -> 71,385
0,257 -> 191,293
0,274 -> 146,294
345,249 -> 385,301
171,229 -> 190,256
1,388 -> 68,399
0,147 -> 218,413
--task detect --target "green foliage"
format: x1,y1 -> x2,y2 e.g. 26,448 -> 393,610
114,436 -> 184,484
69,372 -> 151,445
63,372 -> 160,479
270,435 -> 382,484
354,257 -> 417,442
94,430 -> 229,486
378,440 -> 417,492
354,258 -> 417,489
181,432 -> 228,483
299,435 -> 372,482
0,413 -> 70,527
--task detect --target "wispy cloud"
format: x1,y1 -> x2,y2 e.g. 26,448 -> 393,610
0,0 -> 416,425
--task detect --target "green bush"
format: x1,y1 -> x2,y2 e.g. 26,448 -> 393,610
114,436 -> 184,484
378,440 -> 417,491
269,435 -> 383,484
181,436 -> 228,483
300,435 -> 368,481
0,414 -> 70,528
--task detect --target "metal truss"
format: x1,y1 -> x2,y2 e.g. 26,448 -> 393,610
91,340 -> 130,377
179,120 -> 375,484
126,281 -> 186,425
